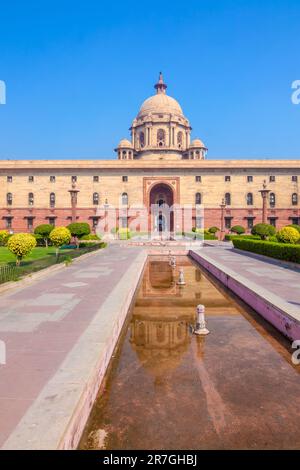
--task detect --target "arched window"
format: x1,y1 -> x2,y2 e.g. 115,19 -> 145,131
225,193 -> 231,205
270,192 -> 276,207
6,192 -> 12,206
139,132 -> 145,148
292,193 -> 298,205
157,129 -> 166,147
247,193 -> 253,205
93,192 -> 99,205
195,192 -> 202,205
50,192 -> 55,208
28,192 -> 34,206
122,192 -> 128,205
177,131 -> 183,148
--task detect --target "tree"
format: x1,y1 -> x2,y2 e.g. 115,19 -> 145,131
0,230 -> 9,246
251,223 -> 276,240
67,222 -> 91,248
230,225 -> 245,235
276,227 -> 300,244
7,233 -> 37,266
49,227 -> 71,257
34,224 -> 54,248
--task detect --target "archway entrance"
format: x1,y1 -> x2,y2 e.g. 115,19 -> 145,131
149,183 -> 174,235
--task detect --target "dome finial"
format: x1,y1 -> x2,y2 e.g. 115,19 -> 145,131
154,72 -> 167,94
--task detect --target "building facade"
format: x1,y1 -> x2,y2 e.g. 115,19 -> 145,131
0,73 -> 299,234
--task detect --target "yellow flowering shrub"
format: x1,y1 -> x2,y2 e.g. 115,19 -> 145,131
7,233 -> 37,265
49,227 -> 71,255
276,227 -> 300,244
0,230 -> 9,246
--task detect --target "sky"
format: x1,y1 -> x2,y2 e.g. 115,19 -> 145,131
0,0 -> 299,160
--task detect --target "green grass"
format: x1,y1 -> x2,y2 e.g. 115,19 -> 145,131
0,246 -> 67,265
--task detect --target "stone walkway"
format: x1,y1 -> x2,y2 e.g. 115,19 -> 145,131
0,245 -> 145,449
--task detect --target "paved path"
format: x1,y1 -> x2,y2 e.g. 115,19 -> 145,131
0,245 -> 144,448
202,245 -> 300,309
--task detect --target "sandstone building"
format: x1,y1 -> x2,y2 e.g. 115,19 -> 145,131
0,73 -> 299,234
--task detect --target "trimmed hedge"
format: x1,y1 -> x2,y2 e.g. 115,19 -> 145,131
232,238 -> 300,263
224,234 -> 260,241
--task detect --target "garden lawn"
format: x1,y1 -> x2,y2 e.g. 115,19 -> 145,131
0,246 -> 66,265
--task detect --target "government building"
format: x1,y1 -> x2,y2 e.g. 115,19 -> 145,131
0,73 -> 299,235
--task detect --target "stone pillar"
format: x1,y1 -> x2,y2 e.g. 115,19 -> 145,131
220,198 -> 226,241
68,183 -> 79,223
259,180 -> 270,224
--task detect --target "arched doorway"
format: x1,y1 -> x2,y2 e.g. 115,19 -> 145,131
149,183 -> 174,234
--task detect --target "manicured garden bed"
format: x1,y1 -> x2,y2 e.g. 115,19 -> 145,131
0,243 -> 107,284
232,238 -> 300,263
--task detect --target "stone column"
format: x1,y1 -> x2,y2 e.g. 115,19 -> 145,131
220,198 -> 226,241
259,180 -> 270,224
68,183 -> 80,223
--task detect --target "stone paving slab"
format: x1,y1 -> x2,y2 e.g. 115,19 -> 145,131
0,245 -> 146,449
190,245 -> 300,341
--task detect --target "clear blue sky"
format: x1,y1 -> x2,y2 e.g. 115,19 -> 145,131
0,0 -> 299,160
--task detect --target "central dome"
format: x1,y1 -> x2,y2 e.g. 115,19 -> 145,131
138,93 -> 183,118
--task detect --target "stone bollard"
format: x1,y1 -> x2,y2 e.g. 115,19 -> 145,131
177,268 -> 186,285
194,304 -> 210,335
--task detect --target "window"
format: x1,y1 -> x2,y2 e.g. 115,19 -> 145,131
247,193 -> 253,205
291,217 -> 299,225
269,192 -> 276,207
93,176 -> 99,182
28,176 -> 34,183
139,131 -> 145,148
195,175 -> 201,182
27,218 -> 34,231
122,192 -> 128,205
50,192 -> 55,208
157,129 -> 166,147
28,192 -> 34,206
93,192 -> 99,205
48,217 -> 56,227
247,218 -> 254,230
195,216 -> 203,229
92,218 -> 98,229
247,176 -> 253,183
50,175 -> 56,182
71,176 -> 77,183
177,131 -> 183,148
225,217 -> 232,229
225,193 -> 231,205
7,176 -> 12,183
122,176 -> 128,182
122,150 -> 127,159
120,217 -> 128,228
225,176 -> 231,182
5,217 -> 12,230
269,218 -> 277,227
292,175 -> 298,182
195,193 -> 202,205
269,175 -> 275,182
6,192 -> 12,205
292,193 -> 298,205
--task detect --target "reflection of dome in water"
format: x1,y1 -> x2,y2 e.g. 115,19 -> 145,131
129,319 -> 191,377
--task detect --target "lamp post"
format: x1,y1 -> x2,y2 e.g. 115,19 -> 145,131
259,180 -> 270,224
220,198 -> 226,241
68,183 -> 79,223
104,199 -> 109,235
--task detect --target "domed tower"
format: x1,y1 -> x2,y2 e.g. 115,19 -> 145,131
114,73 -> 207,160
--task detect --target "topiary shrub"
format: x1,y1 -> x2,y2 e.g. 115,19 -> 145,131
81,233 -> 101,240
7,233 -> 37,266
230,225 -> 245,235
0,230 -> 10,246
34,224 -> 54,248
67,222 -> 91,248
276,226 -> 300,244
251,223 -> 276,240
49,227 -> 71,257
118,228 -> 131,240
224,234 -> 260,241
208,226 -> 220,234
287,224 -> 300,233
